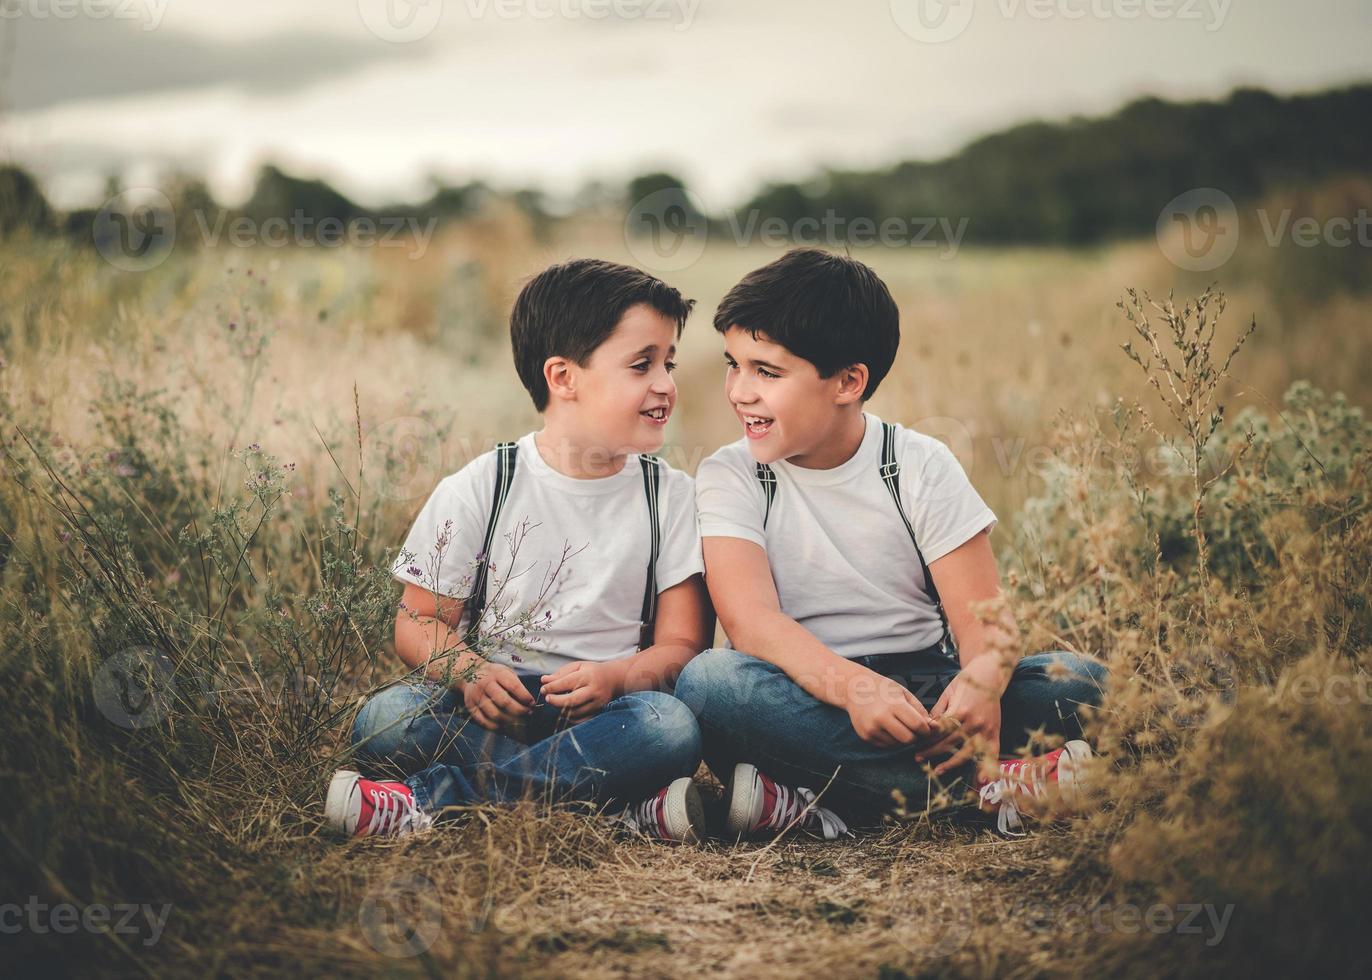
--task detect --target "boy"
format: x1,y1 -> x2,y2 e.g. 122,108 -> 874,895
674,248 -> 1107,839
326,259 -> 713,843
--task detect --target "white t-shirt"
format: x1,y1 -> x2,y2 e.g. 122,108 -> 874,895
392,431 -> 704,672
695,411 -> 997,658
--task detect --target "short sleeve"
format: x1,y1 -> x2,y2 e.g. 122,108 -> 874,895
390,461 -> 490,600
695,451 -> 766,549
654,468 -> 705,592
906,438 -> 998,564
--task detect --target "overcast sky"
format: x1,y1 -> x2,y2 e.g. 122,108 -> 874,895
2,0 -> 1369,208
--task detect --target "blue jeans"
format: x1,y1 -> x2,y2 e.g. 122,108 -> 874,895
673,646 -> 1108,823
350,673 -> 701,815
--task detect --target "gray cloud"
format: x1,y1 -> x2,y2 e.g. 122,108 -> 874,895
3,11 -> 430,113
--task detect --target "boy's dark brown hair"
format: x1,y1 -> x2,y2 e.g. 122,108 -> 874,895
510,259 -> 695,411
712,247 -> 899,401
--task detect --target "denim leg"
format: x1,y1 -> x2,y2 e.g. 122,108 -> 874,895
351,681 -> 517,777
674,647 -> 1111,825
674,648 -> 964,823
351,671 -> 586,777
998,651 -> 1109,754
404,691 -> 701,816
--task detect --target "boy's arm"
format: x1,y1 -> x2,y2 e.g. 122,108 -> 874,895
393,581 -> 534,726
540,573 -> 713,720
394,582 -> 482,683
619,572 -> 714,692
915,529 -> 1019,773
702,536 -> 934,747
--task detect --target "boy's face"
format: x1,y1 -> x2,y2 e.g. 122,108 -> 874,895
566,303 -> 678,457
721,326 -> 860,466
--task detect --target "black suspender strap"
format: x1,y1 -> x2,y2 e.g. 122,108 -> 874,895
463,441 -> 518,647
755,461 -> 777,529
468,442 -> 665,653
638,454 -> 663,650
879,421 -> 954,654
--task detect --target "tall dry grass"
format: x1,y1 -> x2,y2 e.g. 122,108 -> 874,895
1,225 -> 1369,977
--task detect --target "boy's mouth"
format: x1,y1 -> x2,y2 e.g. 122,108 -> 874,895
640,406 -> 669,426
741,413 -> 774,439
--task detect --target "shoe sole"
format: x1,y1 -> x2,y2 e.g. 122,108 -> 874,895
324,769 -> 361,836
1056,740 -> 1093,807
723,762 -> 761,840
661,777 -> 707,844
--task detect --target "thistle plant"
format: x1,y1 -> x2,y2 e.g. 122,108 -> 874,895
1118,285 -> 1257,600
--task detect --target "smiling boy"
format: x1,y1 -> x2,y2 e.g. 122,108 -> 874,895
675,248 -> 1107,838
326,259 -> 714,843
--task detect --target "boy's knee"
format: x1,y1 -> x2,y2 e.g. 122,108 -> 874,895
1023,651 -> 1109,706
351,682 -> 436,756
619,691 -> 701,774
674,647 -> 754,717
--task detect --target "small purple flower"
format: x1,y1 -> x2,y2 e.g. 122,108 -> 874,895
406,565 -> 423,577
228,322 -> 237,331
510,653 -> 523,663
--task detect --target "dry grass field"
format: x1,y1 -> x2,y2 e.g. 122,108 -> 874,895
2,201 -> 1370,977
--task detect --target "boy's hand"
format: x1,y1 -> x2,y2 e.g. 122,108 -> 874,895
843,669 -> 935,748
540,661 -> 625,723
915,659 -> 1004,775
461,663 -> 535,731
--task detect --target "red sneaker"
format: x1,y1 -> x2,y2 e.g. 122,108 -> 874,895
975,740 -> 1093,837
325,769 -> 434,839
724,762 -> 850,841
609,777 -> 707,843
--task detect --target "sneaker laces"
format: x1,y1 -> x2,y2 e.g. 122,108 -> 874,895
365,783 -> 433,837
764,780 -> 850,840
977,758 -> 1048,838
610,789 -> 667,839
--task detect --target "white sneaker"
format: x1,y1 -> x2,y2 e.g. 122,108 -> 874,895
975,740 -> 1094,837
608,777 -> 707,843
724,762 -> 850,841
325,769 -> 434,839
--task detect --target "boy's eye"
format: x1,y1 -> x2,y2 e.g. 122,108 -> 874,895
632,361 -> 650,372
757,367 -> 779,379
665,360 -> 678,373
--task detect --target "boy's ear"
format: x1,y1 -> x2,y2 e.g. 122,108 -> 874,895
544,356 -> 577,402
834,362 -> 869,405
